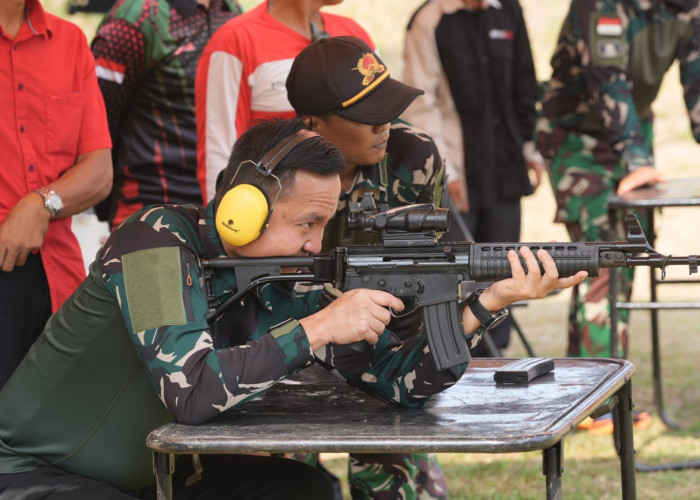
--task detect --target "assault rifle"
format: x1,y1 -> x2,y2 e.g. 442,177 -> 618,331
203,193 -> 698,371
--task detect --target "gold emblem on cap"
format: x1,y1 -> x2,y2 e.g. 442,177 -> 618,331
342,52 -> 391,108
353,52 -> 386,85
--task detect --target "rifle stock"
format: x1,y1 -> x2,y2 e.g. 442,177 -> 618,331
203,195 -> 698,371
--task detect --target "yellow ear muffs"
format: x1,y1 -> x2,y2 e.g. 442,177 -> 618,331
216,184 -> 271,246
215,128 -> 321,246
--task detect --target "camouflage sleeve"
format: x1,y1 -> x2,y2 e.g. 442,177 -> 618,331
315,329 -> 466,409
313,287 -> 466,409
386,122 -> 446,209
677,5 -> 700,143
100,207 -> 314,424
573,0 -> 652,169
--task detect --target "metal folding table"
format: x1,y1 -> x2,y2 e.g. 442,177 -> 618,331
148,358 -> 636,499
608,178 -> 700,471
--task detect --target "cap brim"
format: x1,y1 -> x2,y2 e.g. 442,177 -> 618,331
335,78 -> 424,125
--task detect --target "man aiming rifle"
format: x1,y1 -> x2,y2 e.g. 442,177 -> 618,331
206,192 -> 699,372
0,118 -> 585,499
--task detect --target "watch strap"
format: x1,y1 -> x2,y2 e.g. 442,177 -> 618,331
465,289 -> 509,330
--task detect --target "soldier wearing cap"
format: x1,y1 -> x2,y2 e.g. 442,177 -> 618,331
286,36 -> 445,249
536,0 -> 700,360
285,35 -> 447,500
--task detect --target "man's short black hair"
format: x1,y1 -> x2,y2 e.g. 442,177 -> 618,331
213,118 -> 345,211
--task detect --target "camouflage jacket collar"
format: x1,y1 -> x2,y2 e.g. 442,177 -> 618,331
338,155 -> 389,210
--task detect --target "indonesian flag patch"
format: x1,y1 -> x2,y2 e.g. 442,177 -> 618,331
596,16 -> 623,36
95,57 -> 126,85
489,29 -> 514,40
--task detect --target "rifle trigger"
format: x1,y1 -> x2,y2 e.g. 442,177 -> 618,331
391,298 -> 418,318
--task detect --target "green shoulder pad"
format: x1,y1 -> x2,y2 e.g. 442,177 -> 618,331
122,247 -> 186,333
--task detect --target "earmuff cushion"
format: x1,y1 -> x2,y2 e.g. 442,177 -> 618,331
216,184 -> 270,246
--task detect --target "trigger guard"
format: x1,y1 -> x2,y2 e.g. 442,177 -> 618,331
390,298 -> 418,318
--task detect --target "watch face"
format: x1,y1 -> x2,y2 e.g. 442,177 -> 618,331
47,191 -> 63,215
487,309 -> 510,331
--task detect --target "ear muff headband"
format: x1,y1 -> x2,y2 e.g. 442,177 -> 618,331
216,129 -> 320,246
256,129 -> 320,175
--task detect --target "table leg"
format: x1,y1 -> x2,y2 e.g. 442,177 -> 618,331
614,380 -> 637,500
542,441 -> 563,500
509,308 -> 537,357
644,213 -> 685,431
153,452 -> 174,500
610,209 -> 700,471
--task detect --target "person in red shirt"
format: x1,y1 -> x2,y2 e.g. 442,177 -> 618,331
195,0 -> 374,203
0,0 -> 113,389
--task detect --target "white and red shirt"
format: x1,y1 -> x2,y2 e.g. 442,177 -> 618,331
195,1 -> 374,202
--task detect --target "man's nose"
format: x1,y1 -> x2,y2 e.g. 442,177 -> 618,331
373,122 -> 390,135
303,229 -> 324,255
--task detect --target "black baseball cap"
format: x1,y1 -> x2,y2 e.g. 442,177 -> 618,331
286,36 -> 424,126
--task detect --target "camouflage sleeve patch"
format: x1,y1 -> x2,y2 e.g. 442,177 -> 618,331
589,12 -> 626,68
122,247 -> 186,332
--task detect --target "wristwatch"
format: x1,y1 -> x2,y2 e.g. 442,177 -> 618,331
464,289 -> 510,331
34,188 -> 63,219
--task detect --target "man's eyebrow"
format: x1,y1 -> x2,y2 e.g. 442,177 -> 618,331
297,213 -> 326,223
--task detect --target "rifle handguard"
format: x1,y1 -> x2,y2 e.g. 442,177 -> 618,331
469,242 -> 604,281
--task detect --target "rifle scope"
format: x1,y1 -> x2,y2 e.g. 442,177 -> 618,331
348,204 -> 450,233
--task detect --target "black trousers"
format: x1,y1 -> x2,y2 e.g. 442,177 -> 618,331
0,455 -> 335,500
444,199 -> 522,357
0,252 -> 52,390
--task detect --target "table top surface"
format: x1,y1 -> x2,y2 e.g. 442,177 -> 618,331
147,358 -> 634,455
608,178 -> 700,208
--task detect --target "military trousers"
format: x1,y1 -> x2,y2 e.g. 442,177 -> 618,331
545,128 -> 654,358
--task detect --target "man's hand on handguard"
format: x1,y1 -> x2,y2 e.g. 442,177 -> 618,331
300,289 -> 405,351
462,246 -> 588,334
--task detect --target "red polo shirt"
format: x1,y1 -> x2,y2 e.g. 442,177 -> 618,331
0,0 -> 112,312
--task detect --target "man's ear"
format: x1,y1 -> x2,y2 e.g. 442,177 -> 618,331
303,115 -> 317,131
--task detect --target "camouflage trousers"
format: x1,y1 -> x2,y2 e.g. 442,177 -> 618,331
545,128 -> 652,358
293,453 -> 448,500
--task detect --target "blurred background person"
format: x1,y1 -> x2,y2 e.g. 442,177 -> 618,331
91,0 -> 242,229
195,0 -> 374,203
403,0 -> 544,355
0,0 -> 112,390
535,0 -> 698,363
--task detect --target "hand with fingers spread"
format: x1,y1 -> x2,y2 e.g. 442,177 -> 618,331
300,289 -> 405,351
462,246 -> 588,333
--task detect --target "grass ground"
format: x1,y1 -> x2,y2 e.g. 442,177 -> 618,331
48,0 -> 700,497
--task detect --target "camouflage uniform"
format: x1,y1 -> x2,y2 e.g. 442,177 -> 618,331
0,199 -> 470,494
536,0 -> 700,357
296,121 -> 449,500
